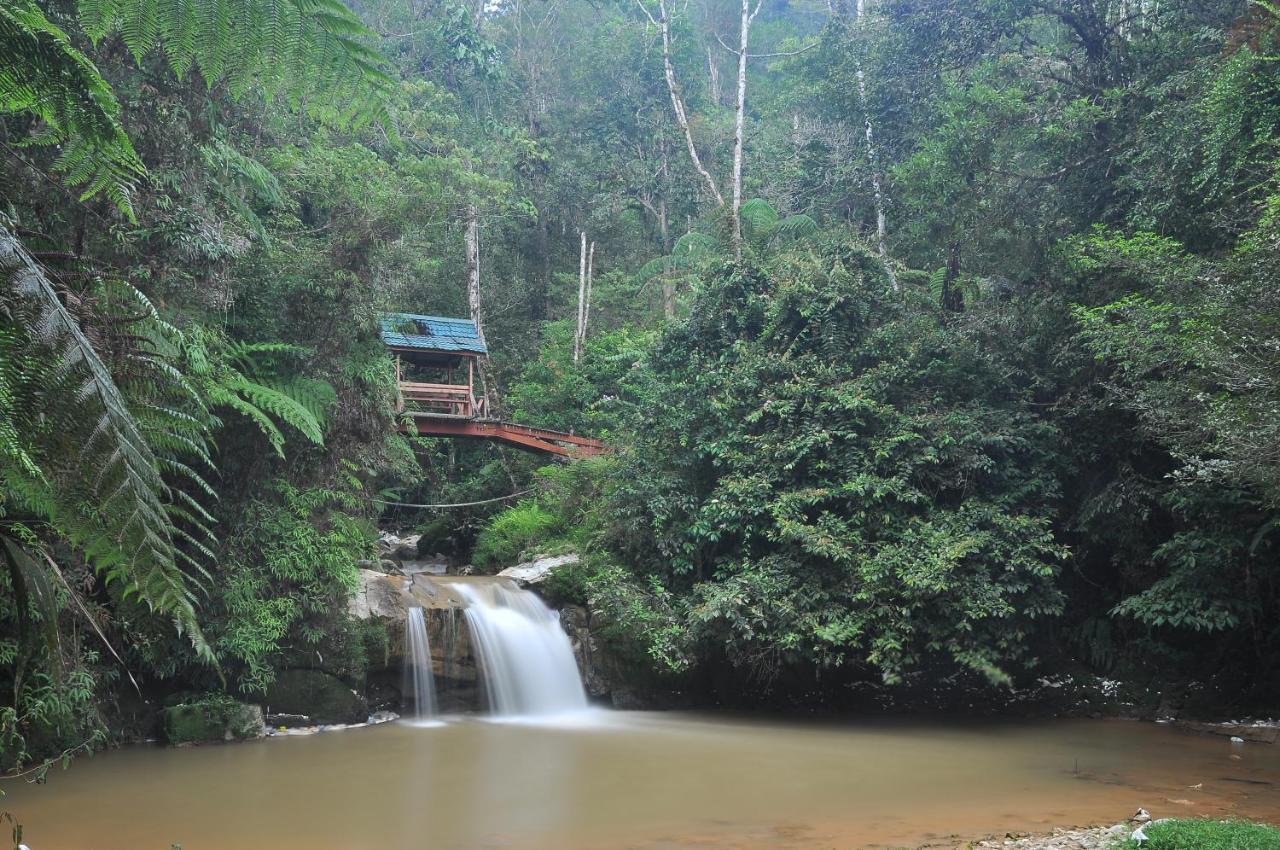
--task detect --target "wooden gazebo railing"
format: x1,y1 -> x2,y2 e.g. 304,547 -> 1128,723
397,380 -> 488,419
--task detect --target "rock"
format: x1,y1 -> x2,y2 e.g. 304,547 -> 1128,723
264,712 -> 312,729
1231,735 -> 1246,743
399,559 -> 448,576
368,710 -> 399,724
265,669 -> 368,725
1131,809 -> 1152,823
349,568 -> 411,620
162,698 -> 265,744
377,531 -> 423,560
498,553 -> 580,586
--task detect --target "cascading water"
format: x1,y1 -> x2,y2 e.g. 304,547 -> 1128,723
404,607 -> 439,720
452,581 -> 588,717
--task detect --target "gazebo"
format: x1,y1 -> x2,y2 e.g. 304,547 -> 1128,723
380,311 -> 605,458
381,312 -> 488,419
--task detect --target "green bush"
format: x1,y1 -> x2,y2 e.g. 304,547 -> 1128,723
1122,819 -> 1280,850
471,501 -> 566,569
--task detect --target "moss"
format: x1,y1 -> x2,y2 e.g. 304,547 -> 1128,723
161,696 -> 264,744
1122,819 -> 1280,850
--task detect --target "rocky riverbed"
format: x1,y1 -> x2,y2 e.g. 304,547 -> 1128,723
960,823 -> 1135,850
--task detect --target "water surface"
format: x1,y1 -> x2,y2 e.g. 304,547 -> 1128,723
6,714 -> 1280,849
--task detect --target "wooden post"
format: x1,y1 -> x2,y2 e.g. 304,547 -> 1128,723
468,358 -> 475,418
394,355 -> 404,412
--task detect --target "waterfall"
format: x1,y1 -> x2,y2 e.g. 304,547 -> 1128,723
452,581 -> 588,717
404,607 -> 439,720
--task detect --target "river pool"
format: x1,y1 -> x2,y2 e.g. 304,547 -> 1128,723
4,713 -> 1279,849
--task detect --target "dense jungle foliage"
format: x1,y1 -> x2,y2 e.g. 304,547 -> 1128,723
1,0 -> 1279,768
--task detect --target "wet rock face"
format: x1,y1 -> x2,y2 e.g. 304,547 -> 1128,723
264,670 -> 368,725
559,603 -> 624,702
346,570 -> 481,711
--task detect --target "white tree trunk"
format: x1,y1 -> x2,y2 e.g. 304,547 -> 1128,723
574,230 -> 587,363
731,0 -> 763,260
853,0 -> 897,290
584,241 -> 595,347
644,0 -> 724,207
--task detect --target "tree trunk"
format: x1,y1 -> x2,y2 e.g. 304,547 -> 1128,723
533,205 -> 551,323
731,0 -> 760,260
465,204 -> 484,346
584,241 -> 596,348
659,146 -> 675,318
853,0 -> 897,291
574,230 -> 587,363
465,204 -> 499,415
941,240 -> 964,314
648,0 -> 724,206
707,45 -> 722,106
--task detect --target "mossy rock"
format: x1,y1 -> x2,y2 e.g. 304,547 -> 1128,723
162,698 -> 265,745
264,669 -> 368,724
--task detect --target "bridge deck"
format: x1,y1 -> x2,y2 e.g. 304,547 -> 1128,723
398,413 -> 606,458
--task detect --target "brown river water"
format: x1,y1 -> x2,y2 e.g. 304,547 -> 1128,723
4,713 -> 1280,850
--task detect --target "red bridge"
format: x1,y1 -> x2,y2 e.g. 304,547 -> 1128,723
384,312 -> 606,459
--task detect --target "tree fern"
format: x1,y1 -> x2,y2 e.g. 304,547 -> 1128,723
635,231 -> 720,284
740,198 -> 819,247
79,0 -> 394,125
185,332 -> 336,457
0,0 -> 144,218
0,224 -> 211,660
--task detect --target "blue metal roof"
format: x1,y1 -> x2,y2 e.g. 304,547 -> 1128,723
380,312 -> 488,355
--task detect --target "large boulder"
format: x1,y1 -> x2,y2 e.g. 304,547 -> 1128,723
265,669 -> 368,724
349,568 -> 412,620
498,553 -> 580,586
162,698 -> 265,744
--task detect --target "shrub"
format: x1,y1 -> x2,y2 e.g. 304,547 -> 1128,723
1121,819 -> 1280,850
471,501 -> 566,568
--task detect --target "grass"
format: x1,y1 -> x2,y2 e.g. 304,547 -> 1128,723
1121,819 -> 1280,850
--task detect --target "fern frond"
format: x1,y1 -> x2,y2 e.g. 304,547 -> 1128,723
0,0 -> 144,217
774,214 -> 818,240
740,197 -> 781,238
0,226 -> 211,662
